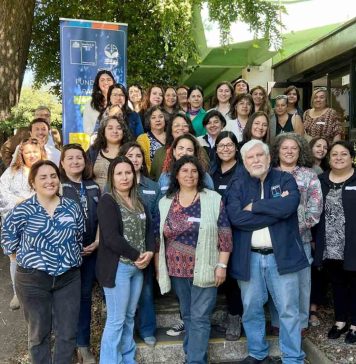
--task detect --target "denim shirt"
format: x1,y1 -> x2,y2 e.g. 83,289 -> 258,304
1,195 -> 84,276
138,175 -> 161,218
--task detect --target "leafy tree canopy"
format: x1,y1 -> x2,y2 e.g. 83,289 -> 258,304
29,0 -> 283,94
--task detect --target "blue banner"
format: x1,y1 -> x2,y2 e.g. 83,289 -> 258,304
60,18 -> 127,147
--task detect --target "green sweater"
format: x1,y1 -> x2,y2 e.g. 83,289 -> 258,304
158,189 -> 221,294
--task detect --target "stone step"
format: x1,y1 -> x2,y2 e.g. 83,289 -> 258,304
135,327 -> 280,363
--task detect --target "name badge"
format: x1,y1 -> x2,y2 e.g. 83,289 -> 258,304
271,185 -> 281,198
187,217 -> 201,223
161,186 -> 168,191
316,121 -> 325,125
218,185 -> 227,190
139,213 -> 146,219
345,186 -> 356,190
142,190 -> 156,195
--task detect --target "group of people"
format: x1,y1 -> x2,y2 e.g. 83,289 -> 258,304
0,71 -> 354,364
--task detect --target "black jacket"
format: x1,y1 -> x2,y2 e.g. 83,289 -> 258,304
96,193 -> 154,287
314,169 -> 356,271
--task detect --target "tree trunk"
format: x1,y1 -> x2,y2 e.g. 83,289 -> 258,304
0,0 -> 35,122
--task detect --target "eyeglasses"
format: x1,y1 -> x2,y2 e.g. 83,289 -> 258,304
217,143 -> 235,150
111,92 -> 125,97
172,123 -> 189,129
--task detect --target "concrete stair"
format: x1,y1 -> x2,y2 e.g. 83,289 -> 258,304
135,294 -> 280,363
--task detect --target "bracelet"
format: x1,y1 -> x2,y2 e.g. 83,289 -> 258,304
215,262 -> 227,269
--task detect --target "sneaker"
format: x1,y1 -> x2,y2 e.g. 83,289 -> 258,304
9,294 -> 20,310
143,336 -> 157,347
345,329 -> 356,344
327,324 -> 349,339
77,347 -> 96,364
166,321 -> 185,336
225,314 -> 241,341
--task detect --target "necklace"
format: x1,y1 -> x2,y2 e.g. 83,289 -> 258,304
177,190 -> 199,207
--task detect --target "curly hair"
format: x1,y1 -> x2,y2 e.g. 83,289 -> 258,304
144,106 -> 169,131
165,112 -> 195,147
229,93 -> 254,119
250,85 -> 272,115
162,133 -> 208,173
92,116 -> 132,151
90,70 -> 115,112
12,138 -> 47,172
270,132 -> 314,168
166,155 -> 206,198
142,85 -> 164,111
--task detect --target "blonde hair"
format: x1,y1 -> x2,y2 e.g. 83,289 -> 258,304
311,88 -> 329,108
11,138 -> 47,171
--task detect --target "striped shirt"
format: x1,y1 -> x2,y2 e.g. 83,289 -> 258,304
1,195 -> 84,276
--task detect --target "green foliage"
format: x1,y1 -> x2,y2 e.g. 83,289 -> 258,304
29,0 -> 283,94
0,87 -> 62,136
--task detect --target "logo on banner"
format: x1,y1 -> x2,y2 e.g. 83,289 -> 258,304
104,44 -> 119,66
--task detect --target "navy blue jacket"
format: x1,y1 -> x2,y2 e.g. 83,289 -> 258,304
225,167 -> 309,281
61,179 -> 100,246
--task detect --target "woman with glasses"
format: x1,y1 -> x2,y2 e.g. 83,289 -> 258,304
150,113 -> 195,181
87,116 -> 132,192
270,95 -> 304,143
60,144 -> 100,363
211,132 -> 243,341
137,106 -> 168,172
0,138 -> 46,310
304,88 -> 342,144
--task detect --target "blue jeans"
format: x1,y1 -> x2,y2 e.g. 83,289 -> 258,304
77,252 -> 97,347
238,252 -> 305,364
270,243 -> 312,329
136,262 -> 157,338
15,267 -> 81,364
100,262 -> 143,364
171,277 -> 217,364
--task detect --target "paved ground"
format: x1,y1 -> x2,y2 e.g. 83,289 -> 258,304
0,254 -> 27,363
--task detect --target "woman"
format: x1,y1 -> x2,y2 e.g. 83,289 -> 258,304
83,70 -> 115,136
87,116 -> 132,192
137,106 -> 168,172
106,83 -> 144,138
1,160 -> 84,363
240,111 -> 270,149
176,85 -> 189,112
225,93 -> 253,142
119,142 -> 161,346
314,141 -> 356,343
309,137 -> 329,327
210,81 -> 234,122
128,84 -> 144,113
270,95 -> 304,143
233,78 -> 250,96
60,144 -> 100,363
310,137 -> 329,175
284,85 -> 303,118
163,86 -> 179,115
156,155 -> 232,364
158,133 -> 213,194
96,156 -> 154,363
141,85 -> 164,116
0,138 -> 46,310
198,110 -> 226,163
186,85 -> 206,137
211,132 -> 243,341
303,88 -> 342,144
250,85 -> 271,115
270,133 -> 323,332
150,112 -> 195,181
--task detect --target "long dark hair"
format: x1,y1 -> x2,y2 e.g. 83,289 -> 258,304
215,131 -> 239,164
242,111 -> 270,143
144,106 -> 169,131
166,155 -> 205,198
107,83 -> 132,117
309,137 -> 329,171
229,94 -> 254,119
60,144 -> 94,180
119,141 -> 149,177
213,81 -> 234,107
90,70 -> 115,112
107,156 -> 143,211
165,112 -> 195,147
93,116 -> 132,151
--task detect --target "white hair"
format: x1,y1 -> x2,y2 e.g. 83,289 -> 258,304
240,139 -> 270,161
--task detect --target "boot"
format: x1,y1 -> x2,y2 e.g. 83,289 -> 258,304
225,314 -> 241,341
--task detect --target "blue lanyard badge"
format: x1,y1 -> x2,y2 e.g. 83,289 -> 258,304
271,185 -> 281,198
